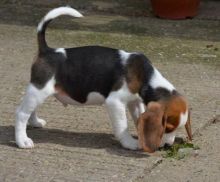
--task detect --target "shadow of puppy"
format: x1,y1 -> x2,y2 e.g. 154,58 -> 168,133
0,125 -> 148,158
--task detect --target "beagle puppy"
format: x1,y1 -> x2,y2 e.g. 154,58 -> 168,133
15,7 -> 192,152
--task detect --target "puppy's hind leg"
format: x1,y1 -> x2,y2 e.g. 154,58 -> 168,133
15,78 -> 55,148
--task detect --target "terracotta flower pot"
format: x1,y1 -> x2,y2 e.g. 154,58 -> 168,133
151,0 -> 201,19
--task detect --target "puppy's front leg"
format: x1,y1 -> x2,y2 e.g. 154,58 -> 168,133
105,98 -> 140,150
28,111 -> 46,128
127,100 -> 145,128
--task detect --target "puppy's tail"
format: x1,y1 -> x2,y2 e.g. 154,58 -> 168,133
37,7 -> 83,53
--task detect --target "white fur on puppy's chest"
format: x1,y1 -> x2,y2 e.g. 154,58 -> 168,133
54,92 -> 105,106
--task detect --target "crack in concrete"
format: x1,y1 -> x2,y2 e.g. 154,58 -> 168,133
192,114 -> 220,138
133,158 -> 163,181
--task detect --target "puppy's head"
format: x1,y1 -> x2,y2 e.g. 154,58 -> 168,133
138,95 -> 192,153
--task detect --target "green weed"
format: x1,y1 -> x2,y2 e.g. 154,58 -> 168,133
162,143 -> 200,160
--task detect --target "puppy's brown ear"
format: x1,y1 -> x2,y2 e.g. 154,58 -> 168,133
138,102 -> 166,153
185,110 -> 192,141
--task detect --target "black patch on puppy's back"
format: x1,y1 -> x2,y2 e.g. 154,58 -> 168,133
55,46 -> 125,103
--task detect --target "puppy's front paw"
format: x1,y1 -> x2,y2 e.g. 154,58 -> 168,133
29,118 -> 46,128
120,136 -> 140,150
16,135 -> 34,149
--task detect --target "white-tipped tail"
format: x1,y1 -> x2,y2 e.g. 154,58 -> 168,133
37,7 -> 83,32
37,7 -> 83,52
